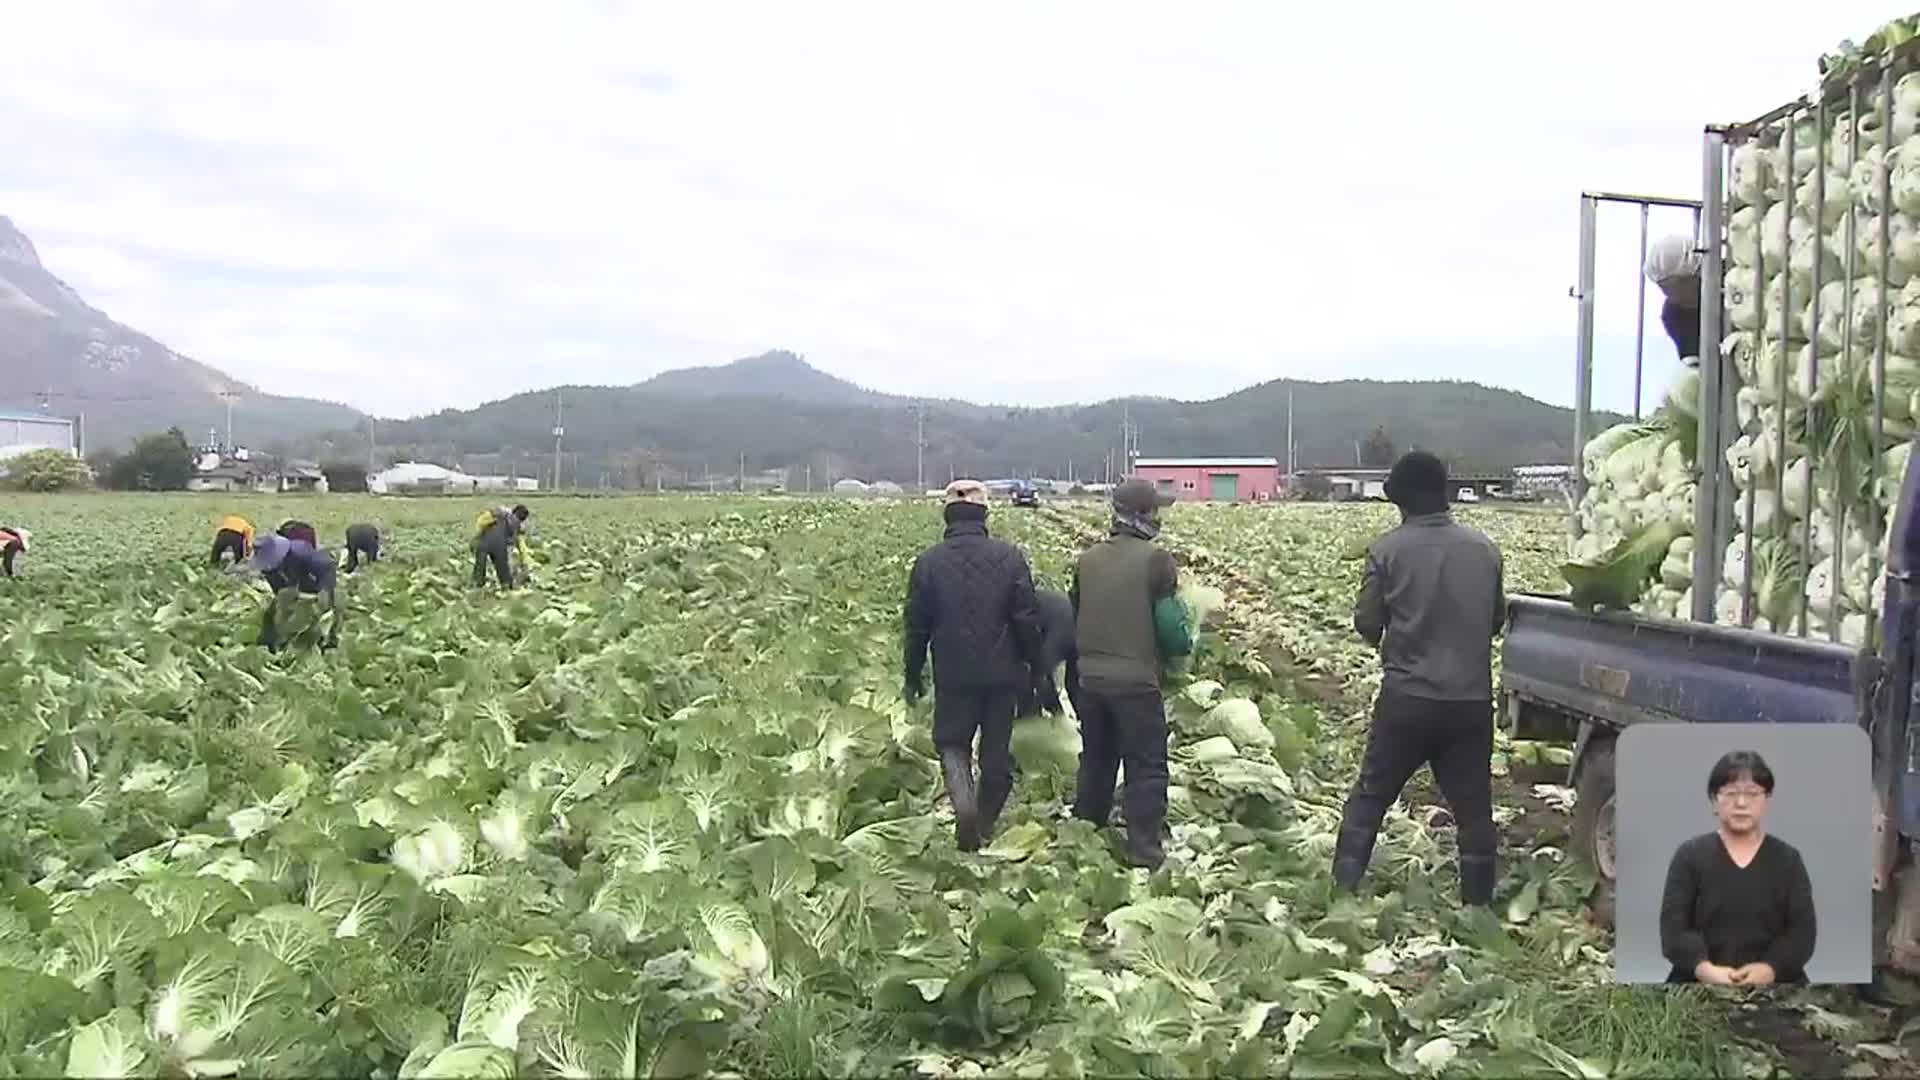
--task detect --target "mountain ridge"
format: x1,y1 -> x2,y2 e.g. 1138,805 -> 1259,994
3,214 -> 1611,479
0,214 -> 366,452
350,351 -> 1613,486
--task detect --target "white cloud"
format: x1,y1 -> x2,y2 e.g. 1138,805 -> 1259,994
0,0 -> 1902,417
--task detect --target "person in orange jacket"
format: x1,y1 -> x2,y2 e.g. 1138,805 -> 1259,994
212,515 -> 255,566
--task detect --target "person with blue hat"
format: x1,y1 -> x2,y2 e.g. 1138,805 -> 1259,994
246,530 -> 341,652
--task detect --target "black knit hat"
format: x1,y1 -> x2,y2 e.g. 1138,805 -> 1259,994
1384,451 -> 1448,513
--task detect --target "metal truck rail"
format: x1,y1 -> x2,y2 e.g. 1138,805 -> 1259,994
1571,36 -> 1920,640
1527,41 -> 1920,964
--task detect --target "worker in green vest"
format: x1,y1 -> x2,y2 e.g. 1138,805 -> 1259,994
1068,477 -> 1191,869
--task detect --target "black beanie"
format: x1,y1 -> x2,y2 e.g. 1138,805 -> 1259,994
944,500 -> 988,526
1385,451 -> 1449,514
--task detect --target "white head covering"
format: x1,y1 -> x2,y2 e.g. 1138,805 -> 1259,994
1644,234 -> 1702,284
8,528 -> 27,551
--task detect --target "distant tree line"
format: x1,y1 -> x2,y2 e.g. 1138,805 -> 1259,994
337,380 -> 1604,489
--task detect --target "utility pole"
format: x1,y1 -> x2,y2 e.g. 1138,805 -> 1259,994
1286,389 -> 1295,482
805,462 -> 812,493
552,388 -> 565,492
739,451 -> 746,492
912,403 -> 928,492
218,390 -> 238,450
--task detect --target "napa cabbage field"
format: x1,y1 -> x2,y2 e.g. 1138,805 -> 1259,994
0,494 -> 1900,1077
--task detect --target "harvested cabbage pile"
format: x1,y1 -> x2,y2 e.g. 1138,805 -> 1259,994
1568,30 -> 1920,643
1562,379 -> 1701,615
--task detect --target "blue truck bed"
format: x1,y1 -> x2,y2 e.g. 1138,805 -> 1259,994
1502,593 -> 1873,731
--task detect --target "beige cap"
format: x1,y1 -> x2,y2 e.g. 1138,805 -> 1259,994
944,479 -> 990,506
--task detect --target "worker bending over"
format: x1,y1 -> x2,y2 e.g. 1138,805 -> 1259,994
277,520 -> 319,547
1017,588 -> 1078,719
344,523 -> 381,573
247,532 -> 342,652
472,504 -> 531,588
211,515 -> 254,566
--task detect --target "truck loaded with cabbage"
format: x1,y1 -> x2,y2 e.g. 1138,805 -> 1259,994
1506,13 -> 1920,991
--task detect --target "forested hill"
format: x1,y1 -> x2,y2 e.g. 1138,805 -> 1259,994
339,351 -> 1613,488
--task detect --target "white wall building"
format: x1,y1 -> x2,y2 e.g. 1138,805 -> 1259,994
370,461 -> 480,495
474,475 -> 540,492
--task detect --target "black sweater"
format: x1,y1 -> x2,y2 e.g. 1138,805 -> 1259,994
1660,831 -> 1815,983
1662,296 -> 1701,363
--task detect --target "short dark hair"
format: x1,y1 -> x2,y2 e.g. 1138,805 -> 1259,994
512,504 -> 530,520
1707,750 -> 1775,797
1385,451 -> 1449,513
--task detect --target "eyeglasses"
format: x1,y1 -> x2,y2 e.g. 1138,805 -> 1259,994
1715,788 -> 1769,803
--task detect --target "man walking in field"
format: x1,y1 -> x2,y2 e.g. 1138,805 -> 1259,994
472,504 -> 531,588
1069,477 -> 1191,870
1333,451 -> 1506,906
344,523 -> 381,573
211,514 -> 254,566
0,525 -> 30,577
904,479 -> 1048,852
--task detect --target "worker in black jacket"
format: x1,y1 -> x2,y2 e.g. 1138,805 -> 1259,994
1017,588 -> 1077,719
904,479 -> 1048,852
344,523 -> 381,573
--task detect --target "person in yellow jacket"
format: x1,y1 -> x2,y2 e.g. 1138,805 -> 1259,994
211,515 -> 254,566
471,504 -> 531,588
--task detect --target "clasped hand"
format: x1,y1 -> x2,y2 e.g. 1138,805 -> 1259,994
1694,961 -> 1776,987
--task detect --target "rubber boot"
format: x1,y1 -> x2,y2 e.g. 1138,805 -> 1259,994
1331,824 -> 1378,891
1125,818 -> 1166,870
1459,854 -> 1497,907
941,749 -> 981,852
978,782 -> 1009,846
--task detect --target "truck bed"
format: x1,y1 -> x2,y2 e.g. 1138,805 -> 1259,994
1502,594 -> 1873,731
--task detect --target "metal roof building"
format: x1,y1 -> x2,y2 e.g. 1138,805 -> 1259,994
1130,457 -> 1281,503
0,409 -> 78,460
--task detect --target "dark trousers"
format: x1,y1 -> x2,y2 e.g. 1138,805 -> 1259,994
1072,687 -> 1170,864
933,688 -> 1017,830
345,539 -> 379,572
211,529 -> 246,566
473,544 -> 512,587
1334,691 -> 1497,900
1,540 -> 18,577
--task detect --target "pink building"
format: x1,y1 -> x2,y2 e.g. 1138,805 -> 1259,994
1131,457 -> 1281,503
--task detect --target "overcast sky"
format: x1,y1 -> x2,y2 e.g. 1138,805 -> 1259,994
1,2 -> 1903,419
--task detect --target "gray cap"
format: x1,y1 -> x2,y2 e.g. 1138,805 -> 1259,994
1113,477 -> 1175,516
249,531 -> 290,571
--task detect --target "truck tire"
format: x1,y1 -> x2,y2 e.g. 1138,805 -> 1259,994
1571,738 -> 1617,929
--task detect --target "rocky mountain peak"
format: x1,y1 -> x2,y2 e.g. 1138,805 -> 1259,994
0,216 -> 43,270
